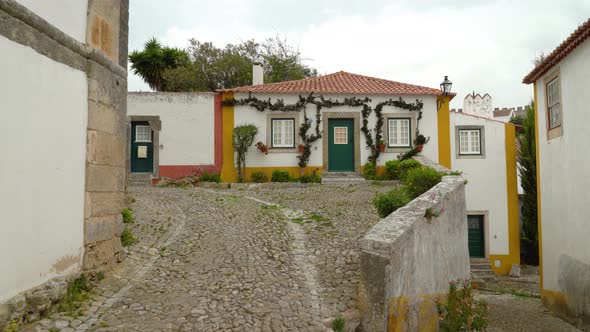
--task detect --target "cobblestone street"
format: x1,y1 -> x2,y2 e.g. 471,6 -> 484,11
26,183 -> 390,332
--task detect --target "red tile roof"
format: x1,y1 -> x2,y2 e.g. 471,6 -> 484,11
523,18 -> 590,84
493,108 -> 514,117
221,71 -> 445,96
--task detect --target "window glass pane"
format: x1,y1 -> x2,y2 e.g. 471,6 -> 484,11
388,119 -> 410,147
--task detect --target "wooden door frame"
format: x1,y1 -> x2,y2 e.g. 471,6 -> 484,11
127,116 -> 161,179
322,112 -> 361,173
467,210 -> 490,259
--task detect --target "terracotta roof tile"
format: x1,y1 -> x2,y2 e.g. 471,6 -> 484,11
523,18 -> 590,84
220,71 -> 444,96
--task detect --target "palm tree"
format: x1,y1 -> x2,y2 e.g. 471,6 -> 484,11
129,38 -> 188,91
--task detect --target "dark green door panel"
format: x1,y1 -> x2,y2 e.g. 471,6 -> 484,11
467,215 -> 485,258
328,119 -> 354,172
130,122 -> 154,173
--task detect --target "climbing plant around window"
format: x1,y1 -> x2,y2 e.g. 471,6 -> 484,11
223,93 -> 424,170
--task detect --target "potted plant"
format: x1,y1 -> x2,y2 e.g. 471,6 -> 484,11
298,143 -> 305,153
415,134 -> 428,152
378,139 -> 386,152
255,141 -> 268,155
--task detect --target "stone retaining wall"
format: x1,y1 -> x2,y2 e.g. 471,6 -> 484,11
359,173 -> 470,331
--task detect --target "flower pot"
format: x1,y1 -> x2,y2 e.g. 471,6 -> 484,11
378,144 -> 386,153
298,144 -> 305,153
416,145 -> 424,152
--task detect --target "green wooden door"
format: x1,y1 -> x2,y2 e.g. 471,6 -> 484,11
467,215 -> 485,258
130,122 -> 154,173
328,119 -> 354,172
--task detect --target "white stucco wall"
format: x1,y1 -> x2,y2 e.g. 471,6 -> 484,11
535,39 -> 590,292
450,113 -> 510,256
127,92 -> 216,166
0,36 -> 88,301
233,93 -> 439,168
15,0 -> 88,43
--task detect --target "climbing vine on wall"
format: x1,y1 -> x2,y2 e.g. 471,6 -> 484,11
223,93 -> 424,168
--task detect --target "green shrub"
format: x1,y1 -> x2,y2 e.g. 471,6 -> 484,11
121,208 -> 134,224
271,170 -> 291,182
373,188 -> 411,218
251,171 -> 268,183
332,316 -> 345,332
300,170 -> 321,183
121,227 -> 138,247
363,162 -> 377,180
58,274 -> 92,315
384,160 -> 401,179
398,159 -> 422,180
437,279 -> 488,331
200,172 -> 221,183
404,167 -> 442,199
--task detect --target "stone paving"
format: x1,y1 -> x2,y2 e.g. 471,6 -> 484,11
25,183 -> 391,332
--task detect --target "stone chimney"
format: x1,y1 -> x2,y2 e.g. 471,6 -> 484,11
252,62 -> 263,85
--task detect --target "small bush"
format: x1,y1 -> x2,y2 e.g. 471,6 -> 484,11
200,172 -> 221,183
363,162 -> 377,180
58,274 -> 91,315
300,170 -> 321,183
398,159 -> 422,180
404,167 -> 442,199
332,316 -> 345,332
271,170 -> 291,182
121,208 -> 134,224
373,188 -> 411,218
384,160 -> 401,179
437,279 -> 488,331
251,171 -> 268,183
121,227 -> 138,247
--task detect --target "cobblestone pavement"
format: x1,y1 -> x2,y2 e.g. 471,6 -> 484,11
26,183 -> 391,332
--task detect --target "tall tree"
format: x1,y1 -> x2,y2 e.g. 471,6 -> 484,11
517,102 -> 538,265
129,38 -> 188,91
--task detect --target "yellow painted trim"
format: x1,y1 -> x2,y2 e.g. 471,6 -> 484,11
221,92 -> 236,183
436,96 -> 451,169
533,83 -> 544,290
243,166 -> 322,182
541,289 -> 571,320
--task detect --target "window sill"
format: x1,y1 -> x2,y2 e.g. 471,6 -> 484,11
456,154 -> 485,159
268,148 -> 298,154
384,146 -> 413,153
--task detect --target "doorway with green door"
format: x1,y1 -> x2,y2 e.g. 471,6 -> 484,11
327,118 -> 355,172
130,121 -> 154,173
467,214 -> 486,258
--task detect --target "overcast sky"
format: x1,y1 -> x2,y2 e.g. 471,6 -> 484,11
128,0 -> 589,108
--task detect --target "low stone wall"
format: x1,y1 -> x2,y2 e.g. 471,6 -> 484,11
359,175 -> 470,331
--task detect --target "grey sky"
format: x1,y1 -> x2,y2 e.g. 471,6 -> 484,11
128,0 -> 590,108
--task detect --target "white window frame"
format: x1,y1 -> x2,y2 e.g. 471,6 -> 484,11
387,118 -> 411,148
271,118 -> 295,148
135,125 -> 152,143
458,129 -> 482,155
333,127 -> 348,145
546,77 -> 561,130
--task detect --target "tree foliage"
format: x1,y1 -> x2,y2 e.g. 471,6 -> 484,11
518,102 -> 538,265
160,35 -> 318,92
129,38 -> 188,91
232,124 -> 258,182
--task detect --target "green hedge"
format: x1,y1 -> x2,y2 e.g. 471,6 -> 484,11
271,170 -> 291,182
404,167 -> 443,199
251,171 -> 268,183
373,188 -> 411,218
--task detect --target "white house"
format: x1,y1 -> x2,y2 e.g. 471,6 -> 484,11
219,70 -> 454,182
523,18 -> 590,323
449,110 -> 520,275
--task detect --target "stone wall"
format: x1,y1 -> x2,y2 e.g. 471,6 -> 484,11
359,173 -> 470,331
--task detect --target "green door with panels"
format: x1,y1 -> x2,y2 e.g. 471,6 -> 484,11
467,215 -> 485,258
130,122 -> 154,173
328,119 -> 354,172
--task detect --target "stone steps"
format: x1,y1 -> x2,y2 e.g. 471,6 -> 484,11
470,258 -> 495,287
128,173 -> 152,187
321,172 -> 366,185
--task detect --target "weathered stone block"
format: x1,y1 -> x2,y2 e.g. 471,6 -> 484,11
87,100 -> 124,136
85,215 -> 118,243
85,164 -> 125,192
83,237 -> 121,270
85,192 -> 124,218
86,130 -> 126,167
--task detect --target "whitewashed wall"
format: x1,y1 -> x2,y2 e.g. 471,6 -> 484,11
450,113 -> 509,256
0,36 -> 87,301
233,93 -> 439,168
535,39 -> 590,293
15,0 -> 88,43
127,92 -> 216,166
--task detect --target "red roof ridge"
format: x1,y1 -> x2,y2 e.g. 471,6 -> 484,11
523,18 -> 590,84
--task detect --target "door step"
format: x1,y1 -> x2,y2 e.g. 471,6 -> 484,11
321,172 -> 366,184
470,258 -> 495,287
128,173 -> 152,187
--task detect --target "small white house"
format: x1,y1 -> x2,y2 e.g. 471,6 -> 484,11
449,110 -> 520,275
219,70 -> 454,182
523,18 -> 590,323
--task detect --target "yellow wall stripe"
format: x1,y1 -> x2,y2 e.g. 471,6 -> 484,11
533,83 -> 544,290
437,96 -> 451,169
221,92 -> 236,183
505,124 -> 521,268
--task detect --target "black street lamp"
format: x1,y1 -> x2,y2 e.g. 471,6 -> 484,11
437,76 -> 453,111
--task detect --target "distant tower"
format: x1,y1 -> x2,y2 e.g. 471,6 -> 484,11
463,92 -> 493,118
